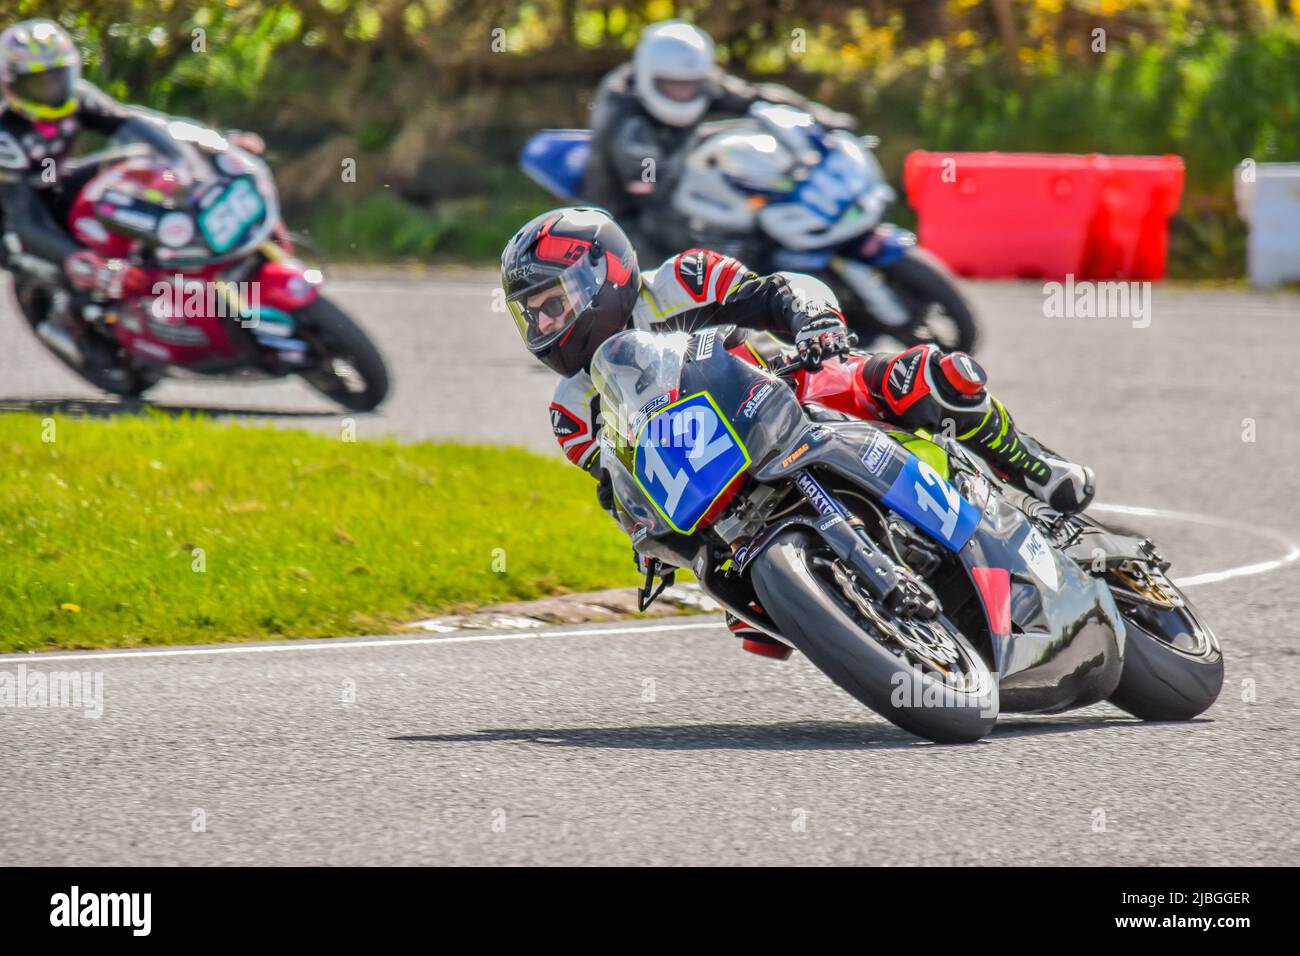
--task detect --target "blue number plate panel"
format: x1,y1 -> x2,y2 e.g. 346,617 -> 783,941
881,455 -> 981,551
633,391 -> 750,534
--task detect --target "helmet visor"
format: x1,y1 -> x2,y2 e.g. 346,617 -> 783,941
654,77 -> 705,104
10,66 -> 73,108
506,254 -> 608,353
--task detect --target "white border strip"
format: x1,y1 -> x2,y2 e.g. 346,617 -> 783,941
0,621 -> 724,664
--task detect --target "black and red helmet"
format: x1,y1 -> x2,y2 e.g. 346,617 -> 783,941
501,207 -> 640,377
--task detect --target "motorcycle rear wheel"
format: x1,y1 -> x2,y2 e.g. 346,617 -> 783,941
1106,573 -> 1223,721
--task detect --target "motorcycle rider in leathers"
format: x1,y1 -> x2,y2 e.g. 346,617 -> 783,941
0,18 -> 264,369
583,20 -> 855,264
501,207 -> 1096,648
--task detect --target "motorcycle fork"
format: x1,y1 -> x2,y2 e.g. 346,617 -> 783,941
787,469 -> 902,603
829,255 -> 910,329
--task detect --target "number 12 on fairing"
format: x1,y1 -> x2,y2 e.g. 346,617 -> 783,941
881,456 -> 981,551
633,392 -> 750,534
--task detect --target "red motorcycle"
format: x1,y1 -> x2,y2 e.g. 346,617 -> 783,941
15,120 -> 389,410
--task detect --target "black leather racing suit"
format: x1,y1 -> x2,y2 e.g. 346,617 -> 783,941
551,248 -> 1079,506
582,63 -> 854,264
0,79 -> 174,278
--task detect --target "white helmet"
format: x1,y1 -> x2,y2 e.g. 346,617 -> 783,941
633,20 -> 716,128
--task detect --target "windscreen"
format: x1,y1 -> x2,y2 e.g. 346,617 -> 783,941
590,329 -> 690,448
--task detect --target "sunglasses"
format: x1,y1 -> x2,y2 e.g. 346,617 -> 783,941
529,292 -> 569,320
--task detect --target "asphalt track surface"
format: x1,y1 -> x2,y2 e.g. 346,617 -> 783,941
2,272 -> 1298,865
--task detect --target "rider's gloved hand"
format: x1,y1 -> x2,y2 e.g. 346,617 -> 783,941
227,130 -> 265,155
795,315 -> 852,371
821,109 -> 857,131
594,464 -> 615,515
64,251 -> 138,301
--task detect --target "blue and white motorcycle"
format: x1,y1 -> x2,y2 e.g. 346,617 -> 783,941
522,103 -> 979,353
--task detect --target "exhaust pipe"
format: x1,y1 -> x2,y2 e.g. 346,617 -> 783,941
35,320 -> 84,367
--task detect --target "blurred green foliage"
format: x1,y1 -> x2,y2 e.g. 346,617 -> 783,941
2,0 -> 1298,274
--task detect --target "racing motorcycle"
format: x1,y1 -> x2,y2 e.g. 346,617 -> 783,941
10,119 -> 389,410
522,103 -> 978,353
592,327 -> 1223,743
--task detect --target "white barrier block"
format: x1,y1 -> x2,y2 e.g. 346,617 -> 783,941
1236,162 -> 1300,288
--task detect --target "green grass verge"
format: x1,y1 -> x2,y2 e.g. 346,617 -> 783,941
0,412 -> 632,653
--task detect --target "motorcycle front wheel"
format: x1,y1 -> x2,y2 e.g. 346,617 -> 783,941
748,528 -> 998,743
880,247 -> 979,354
296,296 -> 390,411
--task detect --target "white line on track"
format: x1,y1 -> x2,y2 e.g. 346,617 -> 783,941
1090,502 -> 1300,587
0,621 -> 724,663
3,504 -> 1293,664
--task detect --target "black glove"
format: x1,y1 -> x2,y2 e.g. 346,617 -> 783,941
795,315 -> 852,371
595,464 -> 614,514
819,108 -> 858,131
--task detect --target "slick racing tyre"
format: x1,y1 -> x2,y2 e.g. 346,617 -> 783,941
749,528 -> 998,743
297,296 -> 390,411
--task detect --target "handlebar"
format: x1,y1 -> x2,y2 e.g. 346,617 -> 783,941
767,356 -> 806,379
59,142 -> 156,176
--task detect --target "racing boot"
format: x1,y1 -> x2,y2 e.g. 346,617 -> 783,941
1022,451 -> 1095,515
956,396 -> 1095,514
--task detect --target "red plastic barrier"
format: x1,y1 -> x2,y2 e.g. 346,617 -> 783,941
903,151 -> 1184,280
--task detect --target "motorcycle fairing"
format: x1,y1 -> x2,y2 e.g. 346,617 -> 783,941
633,390 -> 752,534
750,420 -> 1125,710
197,176 -> 266,254
959,490 -> 1127,712
854,223 -> 916,267
880,454 -> 981,552
519,129 -> 591,200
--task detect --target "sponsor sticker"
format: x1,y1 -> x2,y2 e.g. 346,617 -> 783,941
71,216 -> 109,245
216,151 -> 254,176
156,212 -> 195,248
629,393 -> 672,435
781,443 -> 810,468
794,471 -> 840,517
739,381 -> 774,419
694,328 -> 717,360
861,430 -> 894,476
1018,526 -> 1060,591
109,206 -> 159,233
